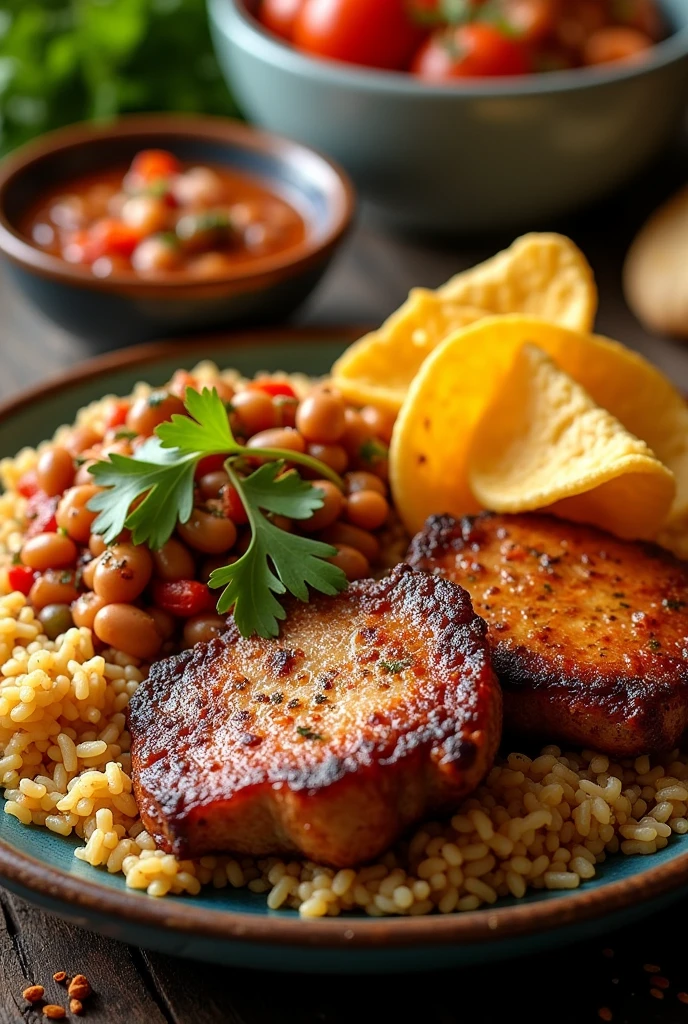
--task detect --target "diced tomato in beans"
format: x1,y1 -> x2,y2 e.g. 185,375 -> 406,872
248,380 -> 298,399
152,579 -> 215,618
105,400 -> 131,430
129,149 -> 181,185
195,454 -> 228,479
222,484 -> 249,525
8,564 -> 37,596
17,470 -> 39,498
24,491 -> 59,538
84,219 -> 144,262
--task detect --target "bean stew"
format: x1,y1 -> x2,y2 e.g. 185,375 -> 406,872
20,149 -> 306,280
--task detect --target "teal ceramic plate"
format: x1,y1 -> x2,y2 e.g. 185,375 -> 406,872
0,328 -> 687,974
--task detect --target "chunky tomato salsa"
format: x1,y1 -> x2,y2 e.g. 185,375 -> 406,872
258,0 -> 667,79
21,149 -> 306,279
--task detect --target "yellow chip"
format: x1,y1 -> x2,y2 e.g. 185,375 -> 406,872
332,233 -> 597,414
332,290 -> 487,412
438,232 -> 597,332
469,343 -> 675,540
390,315 -> 688,551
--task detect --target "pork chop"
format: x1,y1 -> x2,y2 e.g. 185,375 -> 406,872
128,564 -> 501,867
407,513 -> 688,757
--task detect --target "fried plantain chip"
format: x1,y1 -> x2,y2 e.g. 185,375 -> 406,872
389,316 -> 688,552
332,233 -> 597,413
469,344 -> 675,540
332,290 -> 487,412
438,233 -> 597,332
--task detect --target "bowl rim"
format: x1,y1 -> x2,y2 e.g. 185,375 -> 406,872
217,0 -> 688,98
0,113 -> 355,296
0,325 -> 687,952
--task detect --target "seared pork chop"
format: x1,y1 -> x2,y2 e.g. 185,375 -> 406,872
407,513 -> 688,757
128,564 -> 501,867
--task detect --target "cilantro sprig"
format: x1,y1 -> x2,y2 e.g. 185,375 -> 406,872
88,387 -> 348,638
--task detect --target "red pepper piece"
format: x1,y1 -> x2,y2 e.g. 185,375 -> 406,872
152,579 -> 215,618
24,491 -> 59,538
247,380 -> 297,399
8,565 -> 37,596
17,470 -> 38,498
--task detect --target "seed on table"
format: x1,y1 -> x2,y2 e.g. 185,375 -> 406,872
52,972 -> 67,983
42,1007 -> 66,1019
22,984 -> 44,1002
70,999 -> 84,1015
67,975 -> 91,1000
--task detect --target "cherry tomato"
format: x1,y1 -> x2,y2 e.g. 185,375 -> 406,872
294,0 -> 424,71
8,565 -> 37,596
613,0 -> 664,39
24,491 -> 59,538
412,23 -> 530,78
222,484 -> 249,525
503,0 -> 560,44
84,219 -> 144,262
17,470 -> 38,498
152,579 -> 215,618
247,379 -> 297,399
259,0 -> 306,39
105,399 -> 130,430
194,454 -> 228,480
129,150 -> 181,186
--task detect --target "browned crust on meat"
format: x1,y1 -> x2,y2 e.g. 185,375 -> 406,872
128,564 -> 501,866
407,513 -> 688,757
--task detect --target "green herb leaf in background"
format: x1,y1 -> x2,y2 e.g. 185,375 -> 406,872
0,0 -> 237,157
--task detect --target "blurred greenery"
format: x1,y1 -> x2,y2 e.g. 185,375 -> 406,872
0,0 -> 238,156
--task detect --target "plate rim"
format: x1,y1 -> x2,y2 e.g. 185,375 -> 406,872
0,326 -> 687,951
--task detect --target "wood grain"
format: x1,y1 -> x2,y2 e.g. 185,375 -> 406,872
1,126 -> 688,1022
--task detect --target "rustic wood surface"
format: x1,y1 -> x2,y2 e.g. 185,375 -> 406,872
1,125 -> 688,1021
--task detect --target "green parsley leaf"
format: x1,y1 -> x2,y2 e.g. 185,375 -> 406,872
209,462 -> 347,637
88,440 -> 197,549
157,386 -> 237,455
240,462 -> 326,520
88,386 -> 348,638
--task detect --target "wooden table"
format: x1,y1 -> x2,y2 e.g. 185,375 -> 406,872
1,132 -> 688,1022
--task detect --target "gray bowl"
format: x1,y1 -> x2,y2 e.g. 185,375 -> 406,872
209,0 -> 688,232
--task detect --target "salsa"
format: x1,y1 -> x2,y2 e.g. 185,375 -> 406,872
257,0 -> 667,78
21,149 -> 306,279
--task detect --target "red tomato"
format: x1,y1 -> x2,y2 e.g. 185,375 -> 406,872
259,0 -> 306,39
412,23 -> 530,78
105,399 -> 130,430
17,470 -> 38,498
222,484 -> 249,525
152,579 -> 215,618
247,380 -> 297,399
556,0 -> 610,53
293,0 -> 424,70
8,565 -> 37,596
24,491 -> 59,538
129,150 -> 181,185
194,454 -> 228,479
503,0 -> 560,44
84,220 -> 144,262
613,0 -> 664,40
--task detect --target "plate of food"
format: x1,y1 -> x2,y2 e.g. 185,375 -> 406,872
1,233 -> 687,974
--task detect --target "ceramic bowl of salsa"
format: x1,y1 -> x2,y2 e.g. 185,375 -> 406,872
0,115 -> 354,347
209,0 -> 688,231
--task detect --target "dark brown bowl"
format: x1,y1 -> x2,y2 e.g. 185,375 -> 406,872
0,114 -> 355,348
